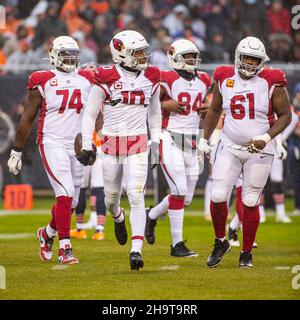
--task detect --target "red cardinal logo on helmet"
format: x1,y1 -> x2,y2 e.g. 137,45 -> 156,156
168,46 -> 175,56
113,38 -> 125,52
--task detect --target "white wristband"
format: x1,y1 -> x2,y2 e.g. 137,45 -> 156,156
10,149 -> 22,157
261,133 -> 272,143
253,133 -> 271,143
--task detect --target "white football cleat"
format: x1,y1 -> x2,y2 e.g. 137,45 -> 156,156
276,215 -> 292,224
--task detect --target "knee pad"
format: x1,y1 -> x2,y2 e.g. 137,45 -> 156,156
75,188 -> 87,214
211,189 -> 227,203
92,187 -> 106,214
271,181 -> 283,195
243,193 -> 260,207
104,190 -> 120,213
127,190 -> 145,208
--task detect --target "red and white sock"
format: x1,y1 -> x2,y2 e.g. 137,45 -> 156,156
235,186 -> 244,223
96,214 -> 106,232
75,213 -> 85,230
59,238 -> 71,250
112,208 -> 125,223
55,196 -> 73,240
210,200 -> 228,240
168,195 -> 184,247
242,204 -> 260,252
46,204 -> 57,238
149,195 -> 169,220
274,194 -> 285,218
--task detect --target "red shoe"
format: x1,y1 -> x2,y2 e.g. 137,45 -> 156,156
37,227 -> 54,262
58,245 -> 79,265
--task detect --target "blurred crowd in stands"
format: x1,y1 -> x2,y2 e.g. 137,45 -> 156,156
0,0 -> 300,74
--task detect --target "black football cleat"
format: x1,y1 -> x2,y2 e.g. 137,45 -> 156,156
239,251 -> 253,268
145,207 -> 157,245
170,241 -> 198,257
114,209 -> 127,245
130,251 -> 144,271
207,238 -> 231,268
228,226 -> 240,247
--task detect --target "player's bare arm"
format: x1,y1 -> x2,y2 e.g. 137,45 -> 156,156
160,87 -> 185,114
95,110 -> 103,136
203,82 -> 223,140
251,86 -> 291,151
7,88 -> 42,175
14,89 -> 42,150
268,87 -> 291,139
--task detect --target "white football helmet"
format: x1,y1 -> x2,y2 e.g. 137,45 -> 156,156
110,30 -> 149,70
48,36 -> 80,72
235,36 -> 267,78
167,39 -> 201,73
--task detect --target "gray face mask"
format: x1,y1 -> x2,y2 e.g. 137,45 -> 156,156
245,0 -> 257,4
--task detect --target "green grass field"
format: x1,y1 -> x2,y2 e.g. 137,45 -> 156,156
0,196 -> 299,300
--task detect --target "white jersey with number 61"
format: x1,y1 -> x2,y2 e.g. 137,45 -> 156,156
214,65 -> 287,147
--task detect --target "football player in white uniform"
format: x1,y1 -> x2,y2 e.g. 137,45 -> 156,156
145,39 -> 210,257
199,36 -> 291,268
78,30 -> 161,270
7,36 -> 95,264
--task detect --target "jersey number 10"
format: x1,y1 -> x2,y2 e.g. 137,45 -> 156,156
56,89 -> 83,114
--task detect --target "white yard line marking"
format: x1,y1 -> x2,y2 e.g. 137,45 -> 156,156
275,266 -> 291,270
0,233 -> 35,239
51,265 -> 69,270
159,265 -> 179,271
0,209 -> 295,217
0,209 -> 49,216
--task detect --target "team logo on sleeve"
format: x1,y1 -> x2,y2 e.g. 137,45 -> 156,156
113,38 -> 125,52
50,78 -> 58,86
226,79 -> 234,88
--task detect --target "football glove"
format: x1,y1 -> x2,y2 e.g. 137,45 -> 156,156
276,140 -> 287,160
197,138 -> 211,155
8,149 -> 22,175
76,149 -> 96,166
